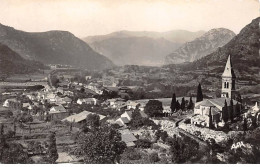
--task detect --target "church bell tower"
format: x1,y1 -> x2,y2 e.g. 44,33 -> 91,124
221,55 -> 236,98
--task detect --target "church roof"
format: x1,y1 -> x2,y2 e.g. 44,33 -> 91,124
199,100 -> 216,107
222,55 -> 236,78
195,98 -> 240,111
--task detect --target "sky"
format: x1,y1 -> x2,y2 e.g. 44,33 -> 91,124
0,0 -> 259,38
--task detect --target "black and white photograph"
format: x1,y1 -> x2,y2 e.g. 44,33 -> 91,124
0,0 -> 259,164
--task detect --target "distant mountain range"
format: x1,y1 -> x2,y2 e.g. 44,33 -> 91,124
0,23 -> 114,70
84,30 -> 206,43
165,28 -> 236,64
179,17 -> 260,77
83,30 -> 205,66
0,43 -> 45,76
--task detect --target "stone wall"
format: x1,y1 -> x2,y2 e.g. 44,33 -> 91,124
179,122 -> 228,143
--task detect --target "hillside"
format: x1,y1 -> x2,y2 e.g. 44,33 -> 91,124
89,36 -> 181,66
0,23 -> 114,70
165,28 -> 236,64
179,17 -> 260,80
84,30 -> 205,44
0,43 -> 45,76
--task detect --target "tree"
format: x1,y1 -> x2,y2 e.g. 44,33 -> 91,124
243,118 -> 247,131
149,152 -> 160,163
222,100 -> 229,123
129,110 -> 144,129
187,96 -> 194,110
46,132 -> 58,163
1,142 -> 31,163
176,100 -> 181,111
76,124 -> 126,163
235,102 -> 241,117
196,83 -> 203,102
135,139 -> 152,148
144,100 -> 163,117
180,97 -> 185,111
170,93 -> 177,112
169,135 -> 199,163
230,99 -> 234,122
208,109 -> 213,129
86,114 -> 100,129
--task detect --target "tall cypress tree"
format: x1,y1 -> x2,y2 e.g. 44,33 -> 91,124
187,97 -> 194,110
176,100 -> 181,111
47,132 -> 58,163
196,83 -> 203,102
235,102 -> 240,117
222,100 -> 228,123
171,93 -> 177,112
229,99 -> 234,122
208,108 -> 213,129
180,97 -> 185,111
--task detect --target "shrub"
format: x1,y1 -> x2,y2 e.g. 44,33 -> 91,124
159,147 -> 167,153
124,148 -> 142,160
5,130 -> 15,138
135,139 -> 152,148
152,143 -> 160,150
184,118 -> 191,124
149,152 -> 160,163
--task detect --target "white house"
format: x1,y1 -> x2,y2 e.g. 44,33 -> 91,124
77,98 -> 98,105
62,110 -> 106,123
126,101 -> 140,110
49,105 -> 67,114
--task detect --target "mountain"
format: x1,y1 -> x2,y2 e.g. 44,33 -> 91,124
165,28 -> 236,64
88,36 -> 181,66
84,30 -> 206,43
179,17 -> 260,77
83,30 -> 205,66
0,23 -> 114,70
0,43 -> 45,75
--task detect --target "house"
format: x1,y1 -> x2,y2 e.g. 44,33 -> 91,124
75,85 -> 83,91
121,111 -> 133,121
126,101 -> 140,110
85,76 -> 92,80
244,102 -> 260,118
46,93 -> 56,102
58,81 -> 70,88
22,103 -> 33,110
116,117 -> 131,126
119,129 -> 138,147
163,106 -> 172,113
105,98 -> 124,108
77,98 -> 98,105
62,97 -> 72,104
49,105 -> 69,120
3,99 -> 21,109
56,87 -> 64,94
62,111 -> 106,125
26,94 -> 37,101
64,90 -> 74,97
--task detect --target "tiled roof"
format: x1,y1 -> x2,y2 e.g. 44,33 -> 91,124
62,111 -> 106,123
121,133 -> 137,143
199,100 -> 216,107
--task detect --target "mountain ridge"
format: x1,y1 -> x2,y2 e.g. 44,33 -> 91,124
178,17 -> 260,78
84,29 -> 206,44
0,42 -> 45,76
165,28 -> 236,64
0,23 -> 114,70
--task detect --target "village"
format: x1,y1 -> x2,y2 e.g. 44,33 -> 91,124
0,56 -> 260,164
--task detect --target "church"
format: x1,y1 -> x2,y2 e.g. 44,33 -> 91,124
191,55 -> 242,128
